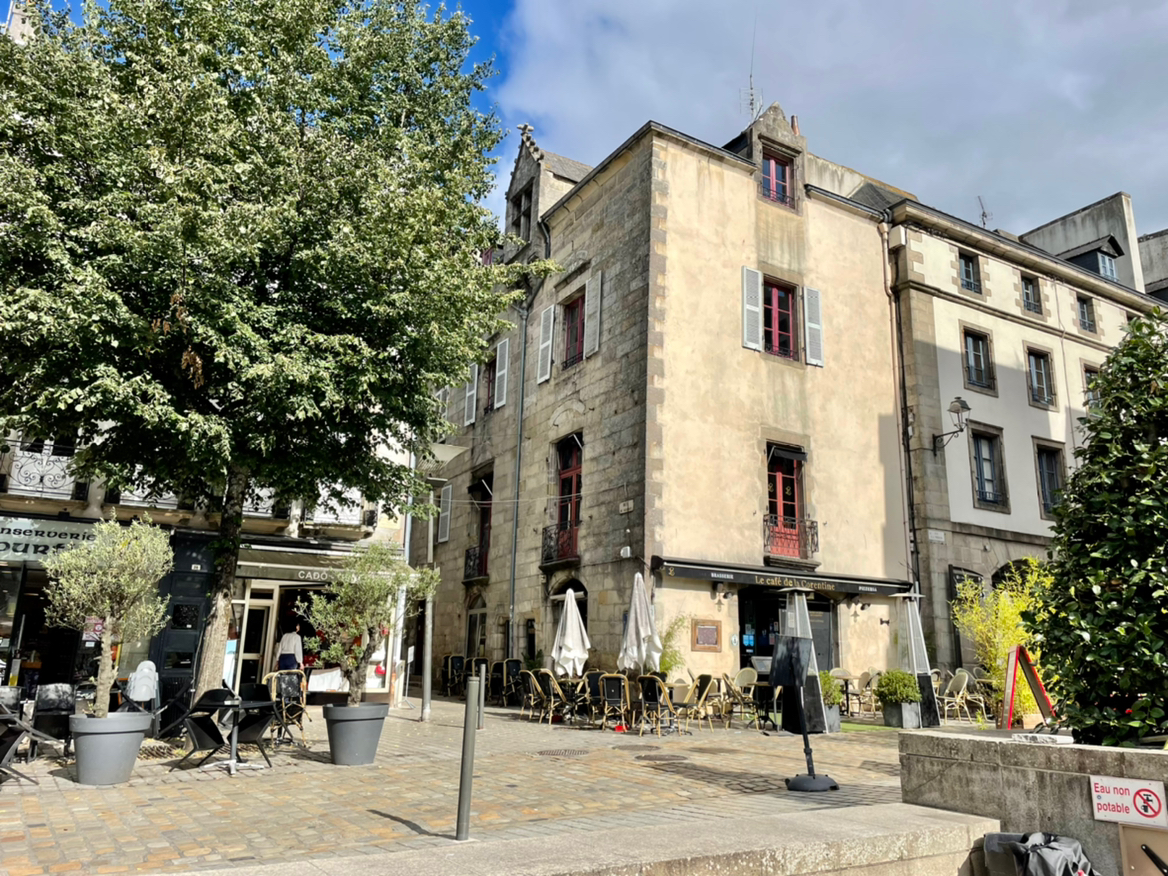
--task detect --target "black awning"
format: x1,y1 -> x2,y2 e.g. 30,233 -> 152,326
767,445 -> 808,462
650,556 -> 912,597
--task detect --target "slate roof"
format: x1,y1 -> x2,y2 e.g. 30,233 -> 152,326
1058,235 -> 1124,260
542,151 -> 592,183
850,182 -> 905,212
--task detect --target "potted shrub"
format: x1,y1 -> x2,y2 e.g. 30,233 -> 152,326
819,671 -> 843,733
41,517 -> 173,786
876,669 -> 923,729
303,543 -> 436,765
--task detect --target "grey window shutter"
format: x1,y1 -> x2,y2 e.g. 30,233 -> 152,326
464,364 -> 478,426
495,338 -> 509,408
583,270 -> 602,358
537,305 -> 555,383
804,287 -> 824,367
437,484 -> 452,543
742,266 -> 763,351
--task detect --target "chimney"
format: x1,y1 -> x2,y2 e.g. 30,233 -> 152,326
791,115 -> 800,137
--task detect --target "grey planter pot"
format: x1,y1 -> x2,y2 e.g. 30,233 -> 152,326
323,702 -> 389,765
70,712 -> 151,786
882,702 -> 922,729
823,704 -> 841,733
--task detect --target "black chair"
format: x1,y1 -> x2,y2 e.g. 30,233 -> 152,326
238,682 -> 269,701
581,670 -> 604,722
446,656 -> 466,697
599,674 -> 631,730
29,683 -> 75,759
489,661 -> 505,706
171,689 -> 234,770
234,702 -> 275,768
501,658 -> 523,706
636,675 -> 678,737
0,725 -> 34,785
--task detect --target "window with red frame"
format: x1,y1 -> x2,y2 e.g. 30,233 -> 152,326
563,296 -> 585,369
763,281 -> 799,360
761,154 -> 792,205
767,446 -> 803,557
557,435 -> 582,529
483,357 -> 497,410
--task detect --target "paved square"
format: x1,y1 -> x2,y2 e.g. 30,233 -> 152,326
0,698 -> 905,875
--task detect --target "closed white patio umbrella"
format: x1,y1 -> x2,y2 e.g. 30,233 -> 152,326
552,588 -> 591,677
617,572 -> 662,674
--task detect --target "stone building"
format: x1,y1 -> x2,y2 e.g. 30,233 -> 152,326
892,196 -> 1156,667
416,106 -> 919,681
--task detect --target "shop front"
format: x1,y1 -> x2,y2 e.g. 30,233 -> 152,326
650,557 -> 913,679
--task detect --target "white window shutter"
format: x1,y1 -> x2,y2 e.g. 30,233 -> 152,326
804,287 -> 824,367
437,484 -> 452,542
742,266 -> 762,351
464,364 -> 478,426
537,305 -> 555,383
495,338 -> 509,408
436,387 -> 448,421
583,271 -> 602,358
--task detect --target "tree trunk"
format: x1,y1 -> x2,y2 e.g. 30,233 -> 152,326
94,621 -> 116,719
348,638 -> 373,706
194,465 -> 248,697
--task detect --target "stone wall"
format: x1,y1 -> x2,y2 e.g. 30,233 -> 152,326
900,730 -> 1168,876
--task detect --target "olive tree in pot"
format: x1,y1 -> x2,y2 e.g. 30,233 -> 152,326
303,543 -> 437,765
41,517 -> 173,785
819,671 -> 843,733
876,669 -> 923,729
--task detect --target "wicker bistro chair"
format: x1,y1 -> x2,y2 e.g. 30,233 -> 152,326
489,661 -> 505,706
956,668 -> 989,720
676,674 -> 718,732
579,670 -> 605,723
938,672 -> 971,722
721,674 -> 761,730
598,673 -> 632,730
636,675 -> 677,737
537,670 -> 579,725
263,670 -> 309,746
519,670 -> 547,722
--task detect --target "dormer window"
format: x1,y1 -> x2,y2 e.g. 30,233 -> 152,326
509,185 -> 532,242
1098,252 -> 1118,281
761,153 -> 793,206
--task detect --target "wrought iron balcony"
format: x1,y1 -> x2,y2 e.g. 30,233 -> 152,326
759,182 -> 795,207
304,486 -> 365,526
540,521 -> 580,569
763,516 -> 819,560
464,542 -> 489,582
1,440 -> 88,502
112,484 -> 181,510
976,489 -> 1004,506
765,341 -> 800,361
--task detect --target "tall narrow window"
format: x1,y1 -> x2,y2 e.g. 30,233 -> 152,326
1098,253 -> 1118,281
1027,350 -> 1054,405
761,154 -> 792,205
1022,276 -> 1042,314
959,253 -> 981,294
563,296 -> 585,369
557,435 -> 582,531
973,433 -> 1003,506
510,186 -> 532,242
963,330 -> 993,389
763,281 -> 799,360
1078,297 -> 1097,332
1084,366 -> 1100,409
766,445 -> 809,558
483,357 -> 498,411
1036,446 -> 1063,516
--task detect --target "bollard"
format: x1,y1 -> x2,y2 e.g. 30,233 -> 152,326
456,676 -> 479,841
478,665 -> 487,731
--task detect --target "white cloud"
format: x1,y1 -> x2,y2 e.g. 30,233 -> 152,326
491,0 -> 1168,234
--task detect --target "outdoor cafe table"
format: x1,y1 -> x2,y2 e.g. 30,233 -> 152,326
202,698 -> 274,777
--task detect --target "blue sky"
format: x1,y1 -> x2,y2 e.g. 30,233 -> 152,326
32,0 -> 1168,237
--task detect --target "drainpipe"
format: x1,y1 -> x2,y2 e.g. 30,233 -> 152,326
879,221 -> 918,590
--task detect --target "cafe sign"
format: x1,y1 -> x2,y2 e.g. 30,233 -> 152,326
0,516 -> 97,563
653,558 -> 911,596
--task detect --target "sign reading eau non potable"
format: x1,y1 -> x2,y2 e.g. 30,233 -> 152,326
1091,775 -> 1168,828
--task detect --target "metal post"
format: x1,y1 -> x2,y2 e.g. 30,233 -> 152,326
456,676 -> 479,841
421,594 -> 433,723
477,664 -> 487,730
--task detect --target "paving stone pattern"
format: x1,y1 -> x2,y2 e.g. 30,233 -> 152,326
0,699 -> 903,875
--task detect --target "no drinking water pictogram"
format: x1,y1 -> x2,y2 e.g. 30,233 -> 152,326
1135,788 -> 1163,819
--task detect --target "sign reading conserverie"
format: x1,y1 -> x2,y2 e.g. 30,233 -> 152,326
0,516 -> 97,563
1090,775 -> 1168,828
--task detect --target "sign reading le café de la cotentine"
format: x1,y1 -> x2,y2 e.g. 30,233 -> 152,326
0,517 -> 97,564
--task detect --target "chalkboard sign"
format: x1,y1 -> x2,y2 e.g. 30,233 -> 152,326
770,635 -> 812,688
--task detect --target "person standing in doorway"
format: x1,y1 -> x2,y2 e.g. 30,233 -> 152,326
277,621 -> 303,671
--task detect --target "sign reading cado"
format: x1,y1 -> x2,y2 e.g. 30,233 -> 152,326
0,516 -> 97,563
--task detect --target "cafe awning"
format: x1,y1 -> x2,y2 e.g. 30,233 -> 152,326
650,556 -> 913,597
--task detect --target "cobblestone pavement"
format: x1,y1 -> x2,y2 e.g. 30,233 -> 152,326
0,698 -> 906,876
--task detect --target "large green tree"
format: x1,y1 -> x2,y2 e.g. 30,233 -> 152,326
1027,309 -> 1168,745
0,0 -> 540,695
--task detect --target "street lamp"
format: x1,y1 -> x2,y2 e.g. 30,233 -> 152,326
932,397 -> 971,456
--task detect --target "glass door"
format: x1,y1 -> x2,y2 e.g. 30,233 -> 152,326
238,605 -> 271,687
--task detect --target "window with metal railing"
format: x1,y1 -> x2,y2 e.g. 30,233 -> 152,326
1028,350 -> 1055,405
963,331 -> 994,389
761,153 -> 793,206
959,253 -> 981,294
1022,277 -> 1042,314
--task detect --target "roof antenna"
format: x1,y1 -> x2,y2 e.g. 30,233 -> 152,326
978,196 -> 993,229
740,8 -> 762,120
